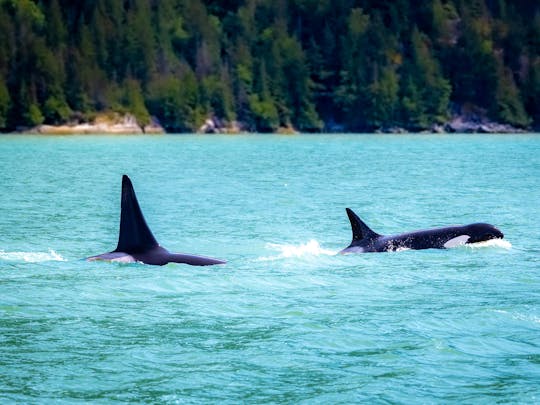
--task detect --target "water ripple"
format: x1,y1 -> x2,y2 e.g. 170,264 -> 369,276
0,134 -> 539,402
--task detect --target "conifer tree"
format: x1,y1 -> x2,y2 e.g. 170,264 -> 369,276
495,63 -> 530,127
0,78 -> 9,128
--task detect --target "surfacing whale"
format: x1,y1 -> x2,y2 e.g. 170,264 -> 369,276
87,175 -> 226,266
339,208 -> 504,254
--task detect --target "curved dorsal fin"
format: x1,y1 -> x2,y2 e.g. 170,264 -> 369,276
346,208 -> 380,242
115,175 -> 159,253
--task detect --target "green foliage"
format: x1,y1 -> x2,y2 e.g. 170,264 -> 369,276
0,0 -> 538,131
248,94 -> 279,132
123,79 -> 151,127
524,59 -> 540,126
45,0 -> 66,46
401,77 -> 427,129
146,76 -> 184,130
201,73 -> 235,122
146,68 -> 202,131
25,103 -> 44,127
367,67 -> 400,128
404,27 -> 451,127
349,8 -> 369,38
495,65 -> 530,127
43,96 -> 71,124
9,0 -> 44,29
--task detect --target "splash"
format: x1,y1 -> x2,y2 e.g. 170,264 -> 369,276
463,239 -> 512,250
0,249 -> 66,263
258,239 -> 337,261
394,247 -> 412,252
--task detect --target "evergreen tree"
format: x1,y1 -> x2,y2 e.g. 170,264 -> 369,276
147,66 -> 202,131
123,79 -> 151,126
0,78 -> 10,128
368,66 -> 400,128
402,27 -> 450,127
334,7 -> 372,130
494,63 -> 530,127
524,59 -> 540,127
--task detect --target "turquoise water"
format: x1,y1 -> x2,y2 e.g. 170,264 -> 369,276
1,134 -> 539,403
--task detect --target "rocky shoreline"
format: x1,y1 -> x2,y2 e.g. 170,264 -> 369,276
373,107 -> 530,134
24,113 -> 165,135
442,115 -> 527,134
13,112 -> 532,135
198,115 -> 530,135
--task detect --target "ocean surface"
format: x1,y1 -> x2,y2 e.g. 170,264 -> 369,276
0,134 -> 539,403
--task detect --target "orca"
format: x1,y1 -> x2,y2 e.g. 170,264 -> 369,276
339,208 -> 504,254
87,175 -> 226,266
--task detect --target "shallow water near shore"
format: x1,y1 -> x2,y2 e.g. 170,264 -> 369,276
1,134 -> 539,402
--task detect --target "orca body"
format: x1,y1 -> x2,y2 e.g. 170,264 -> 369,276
87,175 -> 226,266
340,208 -> 504,254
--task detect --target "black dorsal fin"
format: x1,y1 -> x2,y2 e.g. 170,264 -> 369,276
115,175 -> 159,253
346,208 -> 380,242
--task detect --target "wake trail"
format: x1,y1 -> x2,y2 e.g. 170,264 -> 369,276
0,249 -> 66,263
257,239 -> 337,261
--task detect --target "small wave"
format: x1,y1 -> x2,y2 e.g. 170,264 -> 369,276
258,239 -> 337,261
463,239 -> 512,250
0,249 -> 66,263
492,309 -> 540,325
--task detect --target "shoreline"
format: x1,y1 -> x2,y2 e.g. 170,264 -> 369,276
14,113 -> 166,135
5,131 -> 537,136
4,112 -> 535,136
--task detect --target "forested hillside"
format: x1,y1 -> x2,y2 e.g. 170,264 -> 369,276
0,0 -> 539,132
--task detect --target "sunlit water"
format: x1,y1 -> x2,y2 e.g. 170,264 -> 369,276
1,134 -> 539,403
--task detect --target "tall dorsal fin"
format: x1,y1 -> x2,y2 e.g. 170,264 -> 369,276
346,208 -> 380,242
115,175 -> 159,253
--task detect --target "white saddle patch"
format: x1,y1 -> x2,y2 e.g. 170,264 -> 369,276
88,252 -> 137,263
444,235 -> 470,248
110,254 -> 137,263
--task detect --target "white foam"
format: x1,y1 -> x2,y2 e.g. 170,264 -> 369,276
258,239 -> 337,261
463,239 -> 512,250
0,249 -> 66,263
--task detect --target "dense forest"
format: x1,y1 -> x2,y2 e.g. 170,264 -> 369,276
0,0 -> 539,132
